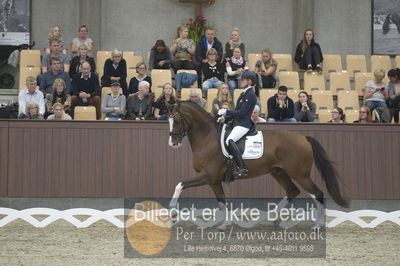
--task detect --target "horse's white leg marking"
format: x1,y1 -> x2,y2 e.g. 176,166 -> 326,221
309,193 -> 325,227
169,182 -> 183,208
217,201 -> 232,231
168,118 -> 173,147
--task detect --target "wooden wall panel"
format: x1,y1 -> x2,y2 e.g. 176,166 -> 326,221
3,121 -> 400,200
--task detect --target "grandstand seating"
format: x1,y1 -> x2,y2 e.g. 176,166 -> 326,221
323,54 -> 342,78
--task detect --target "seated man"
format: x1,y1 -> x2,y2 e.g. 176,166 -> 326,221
18,76 -> 45,118
71,61 -> 101,119
195,28 -> 223,64
41,39 -> 70,73
267,86 -> 296,122
188,89 -> 207,111
39,57 -> 71,96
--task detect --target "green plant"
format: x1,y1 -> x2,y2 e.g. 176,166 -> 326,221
184,16 -> 215,43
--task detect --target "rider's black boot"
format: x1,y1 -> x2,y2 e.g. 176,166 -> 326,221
227,139 -> 248,178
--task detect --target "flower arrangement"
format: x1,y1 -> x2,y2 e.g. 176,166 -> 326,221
184,16 -> 215,43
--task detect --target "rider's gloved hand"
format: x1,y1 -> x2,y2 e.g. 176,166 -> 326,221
218,109 -> 227,116
217,116 -> 225,124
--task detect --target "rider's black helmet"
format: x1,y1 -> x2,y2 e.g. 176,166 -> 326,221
241,71 -> 258,86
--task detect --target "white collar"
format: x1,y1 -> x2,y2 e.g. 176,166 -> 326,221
80,72 -> 92,79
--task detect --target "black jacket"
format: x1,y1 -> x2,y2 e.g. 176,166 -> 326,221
294,41 -> 324,64
267,94 -> 295,120
69,56 -> 96,78
195,36 -> 223,63
226,87 -> 257,128
101,58 -> 127,90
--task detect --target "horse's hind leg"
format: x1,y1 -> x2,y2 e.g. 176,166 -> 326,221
210,182 -> 232,231
169,173 -> 209,209
270,167 -> 301,210
293,175 -> 325,227
270,168 -> 301,227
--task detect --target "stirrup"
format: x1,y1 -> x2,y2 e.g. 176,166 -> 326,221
233,168 -> 248,178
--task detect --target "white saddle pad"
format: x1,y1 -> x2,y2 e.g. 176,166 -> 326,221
221,124 -> 264,160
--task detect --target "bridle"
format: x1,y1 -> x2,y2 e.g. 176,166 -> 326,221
169,110 -> 191,143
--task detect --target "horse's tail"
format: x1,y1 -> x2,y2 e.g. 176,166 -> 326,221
383,14 -> 392,35
306,136 -> 349,208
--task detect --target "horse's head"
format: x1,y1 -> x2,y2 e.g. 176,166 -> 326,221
167,101 -> 190,149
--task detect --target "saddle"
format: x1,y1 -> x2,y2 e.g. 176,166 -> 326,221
220,123 -> 264,183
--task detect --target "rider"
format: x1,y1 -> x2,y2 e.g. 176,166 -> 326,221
218,71 -> 257,178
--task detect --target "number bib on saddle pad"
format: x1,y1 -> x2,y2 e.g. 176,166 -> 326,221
220,124 -> 264,160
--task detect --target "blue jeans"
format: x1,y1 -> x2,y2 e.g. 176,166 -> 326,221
157,114 -> 168,120
365,100 -> 387,111
105,116 -> 122,121
267,118 -> 297,122
202,78 -> 223,98
228,79 -> 239,96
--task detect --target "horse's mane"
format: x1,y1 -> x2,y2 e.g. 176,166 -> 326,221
180,101 -> 217,127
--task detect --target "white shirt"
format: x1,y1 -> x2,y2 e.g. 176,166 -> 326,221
18,88 -> 45,115
207,41 -> 214,51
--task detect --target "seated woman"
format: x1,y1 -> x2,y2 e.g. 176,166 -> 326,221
329,107 -> 345,123
69,45 -> 96,77
128,62 -> 152,96
354,106 -> 373,123
148,40 -> 172,71
170,26 -> 196,73
46,78 -> 71,115
101,81 -> 126,120
294,29 -> 323,73
387,68 -> 400,123
226,47 -> 249,95
153,82 -> 176,120
255,48 -> 277,89
224,27 -> 245,61
47,103 -> 72,120
201,48 -> 225,98
125,81 -> 153,120
294,91 -> 316,122
364,69 -> 388,111
211,83 -> 235,117
71,25 -> 94,58
101,49 -> 127,95
44,25 -> 67,55
19,102 -> 44,120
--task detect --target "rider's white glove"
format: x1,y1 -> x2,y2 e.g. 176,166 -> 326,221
218,109 -> 227,116
217,116 -> 225,124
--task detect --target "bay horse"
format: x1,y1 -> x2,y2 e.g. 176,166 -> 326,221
383,11 -> 400,34
167,101 -> 349,229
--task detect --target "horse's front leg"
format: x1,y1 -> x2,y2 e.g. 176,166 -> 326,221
169,173 -> 209,209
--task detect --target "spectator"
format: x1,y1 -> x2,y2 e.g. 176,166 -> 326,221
188,89 -> 207,111
354,106 -> 373,123
225,27 -> 245,61
148,40 -> 172,71
71,61 -> 101,119
328,107 -> 345,123
44,25 -> 67,55
69,45 -> 96,78
41,39 -> 70,73
251,105 -> 266,123
221,102 -> 232,111
170,26 -> 196,73
226,48 -> 249,95
47,103 -> 72,120
201,48 -> 224,98
364,69 -> 388,112
19,102 -> 44,120
294,90 -> 316,122
38,57 -> 71,96
195,27 -> 223,64
255,48 -> 277,89
71,25 -> 93,58
125,81 -> 153,120
128,62 -> 152,96
101,81 -> 126,120
387,68 -> 400,123
267,86 -> 296,122
18,76 -> 45,118
46,78 -> 71,115
294,29 -> 323,73
101,49 -> 128,95
153,82 -> 176,120
211,83 -> 235,117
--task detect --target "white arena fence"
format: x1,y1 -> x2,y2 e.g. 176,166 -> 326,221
0,208 -> 399,229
